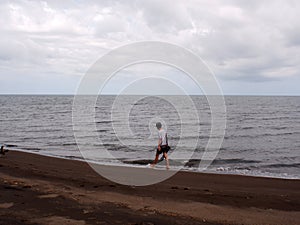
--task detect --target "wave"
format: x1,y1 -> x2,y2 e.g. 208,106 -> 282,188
260,116 -> 299,121
62,143 -> 77,146
270,126 -> 288,130
96,120 -> 112,124
21,147 -> 41,151
97,129 -> 108,132
101,144 -> 139,152
261,163 -> 300,168
241,126 -> 254,130
213,158 -> 261,164
61,155 -> 84,160
3,144 -> 18,148
224,131 -> 299,139
122,158 -> 262,167
123,159 -> 153,165
184,158 -> 261,167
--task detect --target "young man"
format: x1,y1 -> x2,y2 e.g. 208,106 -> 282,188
151,122 -> 170,169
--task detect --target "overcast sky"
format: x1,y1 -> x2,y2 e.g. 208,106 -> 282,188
0,0 -> 299,95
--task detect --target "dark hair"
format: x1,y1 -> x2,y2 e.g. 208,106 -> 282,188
156,122 -> 162,129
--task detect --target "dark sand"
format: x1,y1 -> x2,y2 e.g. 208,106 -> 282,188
0,151 -> 299,225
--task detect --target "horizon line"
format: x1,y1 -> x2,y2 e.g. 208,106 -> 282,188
0,93 -> 300,97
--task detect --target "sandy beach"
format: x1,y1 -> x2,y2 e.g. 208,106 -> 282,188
0,150 -> 299,225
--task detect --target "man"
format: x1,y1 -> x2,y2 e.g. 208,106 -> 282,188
151,122 -> 170,169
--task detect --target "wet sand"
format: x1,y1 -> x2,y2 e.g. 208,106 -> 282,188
0,150 -> 299,225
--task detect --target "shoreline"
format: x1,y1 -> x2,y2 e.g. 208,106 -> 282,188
0,150 -> 299,224
5,148 -> 300,180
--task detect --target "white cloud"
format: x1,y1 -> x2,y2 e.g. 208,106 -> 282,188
0,0 -> 299,94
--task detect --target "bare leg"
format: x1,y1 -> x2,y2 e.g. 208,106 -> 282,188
151,154 -> 159,168
163,152 -> 169,169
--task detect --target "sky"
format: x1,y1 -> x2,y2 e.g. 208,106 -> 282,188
0,0 -> 300,95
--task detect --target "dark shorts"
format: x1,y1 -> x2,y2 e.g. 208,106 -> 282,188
156,145 -> 170,156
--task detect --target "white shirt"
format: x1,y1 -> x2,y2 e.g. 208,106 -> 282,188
158,129 -> 168,146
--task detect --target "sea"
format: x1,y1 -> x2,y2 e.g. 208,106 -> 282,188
0,95 -> 299,179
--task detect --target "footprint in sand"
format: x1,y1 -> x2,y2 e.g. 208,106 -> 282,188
0,202 -> 14,209
38,194 -> 60,199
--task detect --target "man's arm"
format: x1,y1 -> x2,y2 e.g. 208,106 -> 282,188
158,136 -> 162,150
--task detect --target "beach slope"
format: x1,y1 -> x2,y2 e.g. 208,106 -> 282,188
0,151 -> 299,225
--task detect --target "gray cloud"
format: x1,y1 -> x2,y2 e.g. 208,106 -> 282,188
0,0 -> 299,94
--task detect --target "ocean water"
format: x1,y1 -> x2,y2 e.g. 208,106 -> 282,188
0,95 -> 299,179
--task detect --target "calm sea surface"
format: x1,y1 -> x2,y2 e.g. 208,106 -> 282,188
0,95 -> 299,179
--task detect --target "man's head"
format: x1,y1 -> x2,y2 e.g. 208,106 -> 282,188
156,122 -> 162,130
